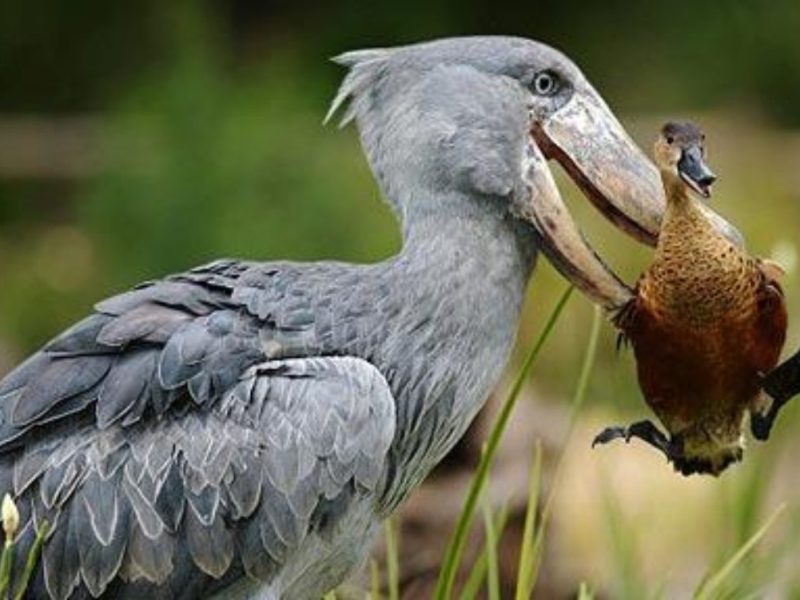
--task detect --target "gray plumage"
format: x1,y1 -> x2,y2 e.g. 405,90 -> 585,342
0,36 -> 618,598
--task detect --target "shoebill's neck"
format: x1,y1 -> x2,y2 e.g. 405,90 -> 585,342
369,193 -> 538,510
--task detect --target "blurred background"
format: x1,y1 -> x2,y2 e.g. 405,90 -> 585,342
2,0 -> 800,597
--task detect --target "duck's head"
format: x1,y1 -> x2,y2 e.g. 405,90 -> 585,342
654,121 -> 717,201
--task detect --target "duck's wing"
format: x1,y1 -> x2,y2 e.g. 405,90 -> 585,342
0,260 -> 396,599
749,260 -> 788,374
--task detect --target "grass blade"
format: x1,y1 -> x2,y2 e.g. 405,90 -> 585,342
565,304 -> 603,426
369,558 -> 381,600
460,505 -> 510,600
0,539 -> 14,598
578,581 -> 595,600
481,489 -> 500,600
600,481 -> 644,599
12,520 -> 48,600
694,503 -> 786,600
526,304 -> 603,591
433,285 -> 573,600
458,551 -> 489,600
384,517 -> 400,600
514,440 -> 543,600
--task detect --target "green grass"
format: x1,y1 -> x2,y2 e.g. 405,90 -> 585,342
383,518 -> 400,600
514,441 -> 544,600
433,285 -> 574,600
600,480 -> 646,600
577,581 -> 595,600
0,495 -> 48,600
460,504 -> 510,600
480,489 -> 501,600
694,503 -> 786,600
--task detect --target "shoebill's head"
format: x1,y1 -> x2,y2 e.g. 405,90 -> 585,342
327,37 -> 742,312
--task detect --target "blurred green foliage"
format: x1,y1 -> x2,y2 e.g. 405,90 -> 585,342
1,0 -> 800,352
1,2 -> 799,426
3,0 -> 800,121
2,2 -> 800,595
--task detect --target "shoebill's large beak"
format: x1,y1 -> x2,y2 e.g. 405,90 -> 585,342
515,139 -> 634,310
519,81 -> 743,311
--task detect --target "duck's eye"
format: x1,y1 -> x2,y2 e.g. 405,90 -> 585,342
532,71 -> 559,96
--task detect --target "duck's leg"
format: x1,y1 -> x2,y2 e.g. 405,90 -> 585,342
752,349 -> 800,440
592,419 -> 674,459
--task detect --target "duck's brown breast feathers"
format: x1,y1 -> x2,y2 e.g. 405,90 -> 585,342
616,262 -> 787,433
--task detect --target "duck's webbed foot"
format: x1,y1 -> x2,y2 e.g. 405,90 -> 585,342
753,348 -> 800,441
592,419 -> 674,460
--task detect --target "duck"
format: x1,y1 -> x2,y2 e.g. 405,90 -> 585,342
593,121 -> 788,476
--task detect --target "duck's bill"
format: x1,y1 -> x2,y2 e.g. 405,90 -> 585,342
520,83 -> 742,310
678,144 -> 716,200
681,172 -> 713,199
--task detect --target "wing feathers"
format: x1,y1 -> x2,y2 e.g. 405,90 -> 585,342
123,464 -> 165,540
185,508 -> 233,579
97,304 -> 191,347
126,522 -> 174,584
97,351 -> 156,428
153,464 -> 186,533
81,471 -> 120,546
42,502 -> 81,600
238,516 -> 279,581
226,454 -> 262,520
14,355 -> 112,426
75,491 -> 126,597
0,256 -> 397,597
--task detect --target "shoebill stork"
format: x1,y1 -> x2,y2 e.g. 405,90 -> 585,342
0,37 -> 743,599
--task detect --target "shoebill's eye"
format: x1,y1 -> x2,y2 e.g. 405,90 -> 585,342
532,71 -> 559,96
